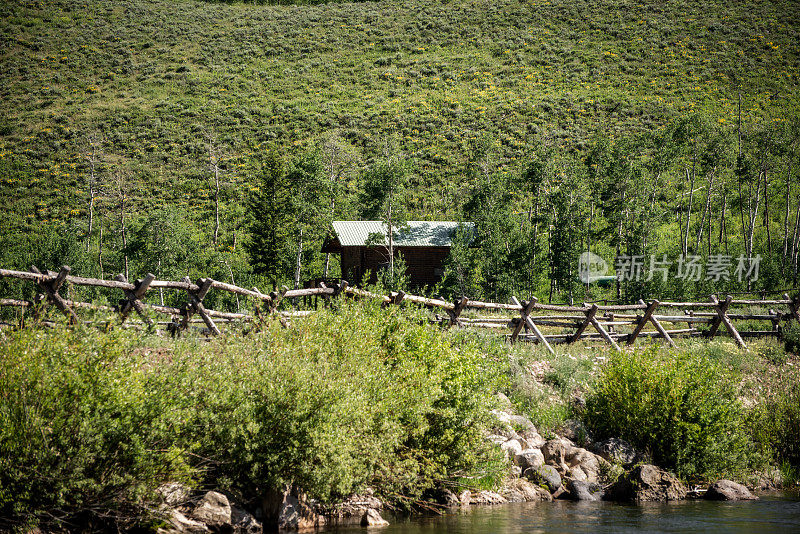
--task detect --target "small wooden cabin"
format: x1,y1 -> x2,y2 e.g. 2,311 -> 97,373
321,221 -> 472,288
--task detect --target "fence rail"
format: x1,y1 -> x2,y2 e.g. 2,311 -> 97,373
1,266 -> 798,351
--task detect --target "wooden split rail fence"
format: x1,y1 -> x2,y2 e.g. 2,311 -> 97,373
1,266 -> 798,351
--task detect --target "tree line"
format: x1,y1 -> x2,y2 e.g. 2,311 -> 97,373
1,111 -> 798,310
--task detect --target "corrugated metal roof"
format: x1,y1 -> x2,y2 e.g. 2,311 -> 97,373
331,221 -> 472,247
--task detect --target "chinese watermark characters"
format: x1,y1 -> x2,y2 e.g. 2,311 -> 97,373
608,254 -> 761,283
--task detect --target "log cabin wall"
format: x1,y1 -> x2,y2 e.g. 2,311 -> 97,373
340,246 -> 450,288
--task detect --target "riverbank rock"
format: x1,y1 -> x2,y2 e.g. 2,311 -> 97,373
501,438 -> 524,459
361,509 -> 389,527
191,491 -> 231,528
157,483 -> 192,508
704,480 -> 758,501
260,485 -> 326,530
500,478 -> 553,502
566,480 -> 603,501
557,419 -> 594,447
231,506 -> 262,534
469,490 -> 508,505
161,510 -> 210,533
591,438 -> 639,466
524,465 -> 562,493
604,464 -> 687,502
540,439 -> 606,483
514,448 -> 545,470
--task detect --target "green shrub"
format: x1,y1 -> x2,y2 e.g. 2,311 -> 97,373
0,301 -> 506,529
784,323 -> 800,355
0,328 -> 195,531
584,347 -> 755,480
747,373 -> 800,473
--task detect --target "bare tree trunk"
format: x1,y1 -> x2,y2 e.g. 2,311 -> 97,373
294,227 -> 303,290
86,146 -> 97,252
225,260 -> 241,312
784,162 -> 792,258
792,197 -> 800,278
745,176 -> 762,290
586,203 -> 594,293
157,258 -> 164,306
213,162 -> 220,247
120,195 -> 129,281
683,163 -> 696,256
719,177 -> 729,254
98,218 -> 104,278
388,189 -> 394,285
763,167 -> 772,253
695,167 -> 715,253
737,90 -> 747,255
208,141 -> 222,247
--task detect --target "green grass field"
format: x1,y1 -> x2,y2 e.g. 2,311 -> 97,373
2,0 -> 798,225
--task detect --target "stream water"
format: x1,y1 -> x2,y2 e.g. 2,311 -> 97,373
328,492 -> 800,534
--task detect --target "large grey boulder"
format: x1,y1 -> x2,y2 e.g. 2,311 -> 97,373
161,510 -> 210,534
591,438 -> 640,466
704,480 -> 758,501
541,439 -> 605,483
514,448 -> 545,470
157,483 -> 192,508
469,490 -> 508,505
324,490 -> 383,525
557,419 -> 594,447
567,480 -> 603,501
501,438 -> 524,459
500,478 -> 553,502
605,464 -> 687,502
191,491 -> 232,529
361,509 -> 389,527
524,465 -> 562,493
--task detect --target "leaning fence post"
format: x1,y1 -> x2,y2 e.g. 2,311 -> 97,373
571,304 -> 597,343
628,299 -> 657,346
30,265 -> 79,325
588,310 -> 621,351
785,293 -> 800,327
511,297 -> 554,354
116,273 -> 154,326
509,296 -> 531,343
709,294 -> 746,348
447,296 -> 468,327
193,278 -> 220,336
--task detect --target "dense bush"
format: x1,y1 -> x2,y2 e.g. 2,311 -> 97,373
0,327 -> 194,531
584,348 -> 756,479
0,301 -> 506,530
748,374 -> 800,476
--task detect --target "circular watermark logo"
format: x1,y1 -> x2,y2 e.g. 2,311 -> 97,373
578,252 -> 610,284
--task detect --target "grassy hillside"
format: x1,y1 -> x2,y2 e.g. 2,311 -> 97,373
2,0 -> 798,215
1,0 -> 799,299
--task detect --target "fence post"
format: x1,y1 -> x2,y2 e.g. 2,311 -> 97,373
785,294 -> 800,327
571,304 -> 598,343
510,297 -> 554,354
447,296 -> 468,327
116,273 -> 155,326
709,295 -> 746,348
510,296 -> 532,343
30,265 -> 79,325
628,299 -> 657,345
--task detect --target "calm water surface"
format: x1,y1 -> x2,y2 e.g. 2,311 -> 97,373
330,493 -> 800,534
